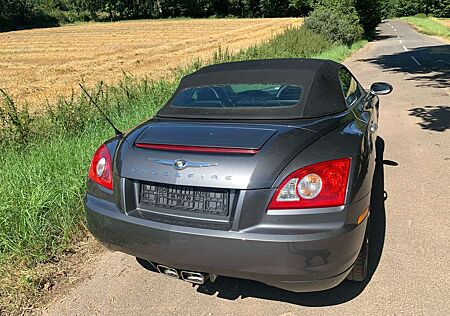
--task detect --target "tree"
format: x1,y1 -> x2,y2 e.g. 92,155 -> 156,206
259,0 -> 290,17
289,0 -> 313,15
430,0 -> 450,17
355,0 -> 383,33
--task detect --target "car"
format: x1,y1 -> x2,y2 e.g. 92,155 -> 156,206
84,58 -> 392,292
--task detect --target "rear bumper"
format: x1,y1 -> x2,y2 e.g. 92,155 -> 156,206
85,194 -> 368,292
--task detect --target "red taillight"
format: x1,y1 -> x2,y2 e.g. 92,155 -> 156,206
268,158 -> 351,210
88,144 -> 113,190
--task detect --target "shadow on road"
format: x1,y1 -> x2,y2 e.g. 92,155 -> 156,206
193,137 -> 389,307
362,45 -> 450,89
373,29 -> 398,42
409,105 -> 450,132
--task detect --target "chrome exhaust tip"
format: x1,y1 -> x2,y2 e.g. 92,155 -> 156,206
181,271 -> 207,285
157,265 -> 179,279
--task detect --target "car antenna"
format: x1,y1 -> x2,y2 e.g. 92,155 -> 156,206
79,83 -> 122,137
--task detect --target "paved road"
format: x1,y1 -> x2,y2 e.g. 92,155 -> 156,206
42,20 -> 450,315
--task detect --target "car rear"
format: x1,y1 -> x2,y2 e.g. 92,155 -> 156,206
86,59 -> 375,291
85,119 -> 371,292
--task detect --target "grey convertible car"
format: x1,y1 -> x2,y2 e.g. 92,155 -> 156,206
85,59 -> 392,292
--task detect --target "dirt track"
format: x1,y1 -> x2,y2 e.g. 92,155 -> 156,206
0,18 -> 301,109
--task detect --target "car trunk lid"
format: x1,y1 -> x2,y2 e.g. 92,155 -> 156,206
134,124 -> 277,153
117,121 -> 321,190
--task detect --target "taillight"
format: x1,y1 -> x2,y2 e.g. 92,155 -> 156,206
88,144 -> 113,190
268,158 -> 351,210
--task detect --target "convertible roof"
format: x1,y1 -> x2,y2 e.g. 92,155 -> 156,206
157,58 -> 349,119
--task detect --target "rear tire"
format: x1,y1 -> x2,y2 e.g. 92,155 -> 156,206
347,217 -> 370,282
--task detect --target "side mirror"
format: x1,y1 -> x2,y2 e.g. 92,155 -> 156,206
370,82 -> 393,96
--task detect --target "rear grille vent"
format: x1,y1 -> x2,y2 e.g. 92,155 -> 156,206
139,182 -> 229,217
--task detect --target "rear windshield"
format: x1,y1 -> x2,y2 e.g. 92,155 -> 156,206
171,84 -> 302,108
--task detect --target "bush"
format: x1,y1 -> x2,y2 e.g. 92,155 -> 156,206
414,13 -> 428,18
304,6 -> 364,45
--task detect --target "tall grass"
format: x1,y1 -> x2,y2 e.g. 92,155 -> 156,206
401,16 -> 450,40
0,77 -> 177,267
0,26 -> 366,272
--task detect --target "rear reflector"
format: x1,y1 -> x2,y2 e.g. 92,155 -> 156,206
357,208 -> 369,225
135,143 -> 259,154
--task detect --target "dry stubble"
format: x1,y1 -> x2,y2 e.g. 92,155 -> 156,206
0,18 -> 302,110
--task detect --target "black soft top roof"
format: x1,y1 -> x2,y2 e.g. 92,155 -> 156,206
157,58 -> 349,120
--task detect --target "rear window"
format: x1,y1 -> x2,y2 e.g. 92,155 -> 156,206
171,84 -> 302,108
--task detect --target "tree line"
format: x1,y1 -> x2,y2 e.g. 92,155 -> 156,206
0,0 -> 449,31
0,0 -> 313,29
384,0 -> 450,18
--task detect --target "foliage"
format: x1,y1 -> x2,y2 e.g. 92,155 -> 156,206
304,4 -> 364,44
0,0 -> 313,30
355,0 -> 383,33
289,0 -> 314,16
384,0 -> 450,18
0,0 -> 59,30
431,0 -> 450,17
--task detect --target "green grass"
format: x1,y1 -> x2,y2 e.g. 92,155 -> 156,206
401,16 -> 450,40
314,40 -> 367,61
0,26 -> 367,309
0,77 -> 177,266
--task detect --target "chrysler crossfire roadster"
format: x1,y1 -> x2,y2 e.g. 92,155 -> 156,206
85,58 -> 392,292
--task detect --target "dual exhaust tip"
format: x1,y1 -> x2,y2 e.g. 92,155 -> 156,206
157,264 -> 213,285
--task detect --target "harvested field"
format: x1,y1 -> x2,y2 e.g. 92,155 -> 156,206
0,18 -> 301,110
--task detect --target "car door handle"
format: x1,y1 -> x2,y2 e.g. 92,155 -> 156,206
370,122 -> 378,133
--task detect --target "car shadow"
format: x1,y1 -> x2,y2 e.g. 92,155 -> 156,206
193,137 -> 389,307
408,105 -> 450,132
361,45 -> 450,89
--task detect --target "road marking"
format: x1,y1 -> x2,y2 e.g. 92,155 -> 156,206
411,56 -> 421,66
394,28 -> 397,32
391,25 -> 395,29
403,45 -> 408,51
398,36 -> 401,39
399,40 -> 403,43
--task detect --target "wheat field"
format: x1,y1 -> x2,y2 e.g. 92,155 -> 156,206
0,18 -> 301,110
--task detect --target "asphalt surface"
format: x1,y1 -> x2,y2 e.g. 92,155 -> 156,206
42,20 -> 450,315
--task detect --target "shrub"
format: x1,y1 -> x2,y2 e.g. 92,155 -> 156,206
304,5 -> 364,45
414,13 -> 427,18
